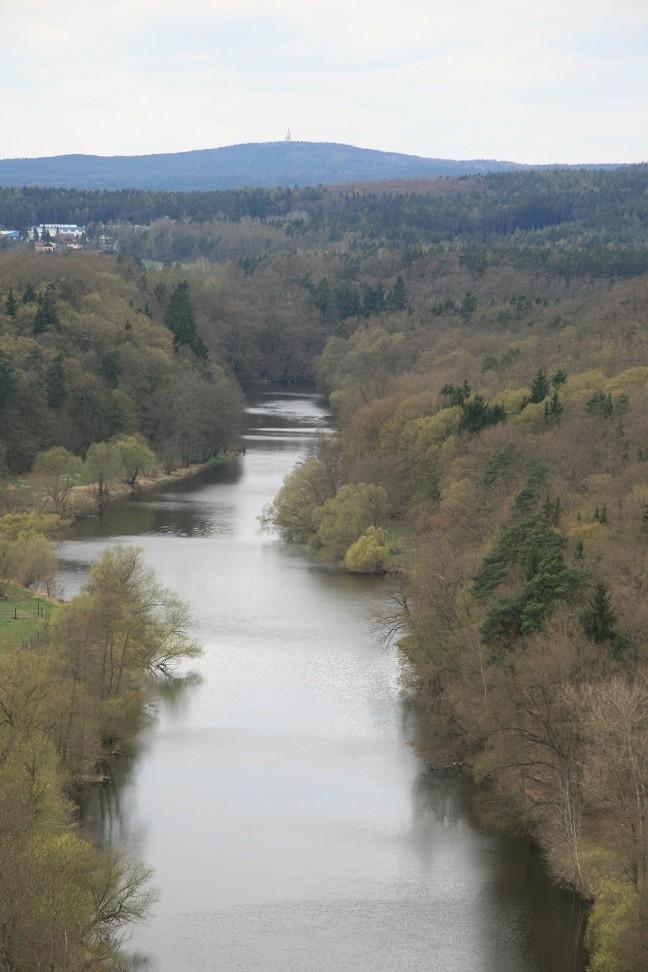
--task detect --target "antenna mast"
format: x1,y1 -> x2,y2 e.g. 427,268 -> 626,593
285,128 -> 292,142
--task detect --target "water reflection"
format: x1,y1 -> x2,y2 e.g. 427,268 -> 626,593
66,388 -> 586,972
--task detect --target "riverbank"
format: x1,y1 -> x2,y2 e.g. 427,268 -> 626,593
68,387 -> 586,972
0,583 -> 63,652
67,452 -> 238,517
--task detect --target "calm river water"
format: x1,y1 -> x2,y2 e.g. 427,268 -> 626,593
57,390 -> 585,972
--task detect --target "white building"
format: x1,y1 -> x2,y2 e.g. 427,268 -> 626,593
31,224 -> 86,239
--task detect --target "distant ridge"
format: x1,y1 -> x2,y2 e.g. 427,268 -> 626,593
0,141 -> 529,191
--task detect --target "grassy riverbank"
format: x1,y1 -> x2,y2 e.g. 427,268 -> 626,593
0,584 -> 63,652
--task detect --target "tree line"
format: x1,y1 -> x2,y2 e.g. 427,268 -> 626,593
272,257 -> 648,970
0,534 -> 199,969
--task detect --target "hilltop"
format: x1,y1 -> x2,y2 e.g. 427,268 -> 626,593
0,140 -> 529,190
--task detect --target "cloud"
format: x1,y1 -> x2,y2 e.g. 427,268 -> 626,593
1,0 -> 647,162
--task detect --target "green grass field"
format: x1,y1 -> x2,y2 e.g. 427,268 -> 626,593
0,586 -> 63,652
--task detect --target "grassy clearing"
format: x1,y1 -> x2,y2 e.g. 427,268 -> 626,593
0,586 -> 63,652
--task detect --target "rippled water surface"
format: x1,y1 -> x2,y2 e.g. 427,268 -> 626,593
58,389 -> 585,972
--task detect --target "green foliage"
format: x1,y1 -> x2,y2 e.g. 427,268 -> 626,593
5,288 -> 17,318
587,390 -> 615,418
0,511 -> 59,592
387,275 -> 408,311
0,584 -> 62,652
529,368 -> 550,403
267,459 -> 334,543
163,280 -> 208,358
311,483 -> 388,561
0,352 -> 16,412
0,545 -> 196,967
84,440 -> 123,496
513,463 -> 546,513
45,353 -> 67,408
113,434 -> 157,485
0,252 -> 243,475
343,526 -> 386,574
551,368 -> 568,387
474,511 -> 580,646
32,446 -> 83,511
543,390 -> 563,425
581,582 -> 623,655
460,290 -> 477,320
33,286 -> 59,334
458,395 -> 506,434
22,282 -> 36,303
586,880 -> 647,972
483,443 -> 520,488
441,381 -> 471,407
99,349 -> 122,388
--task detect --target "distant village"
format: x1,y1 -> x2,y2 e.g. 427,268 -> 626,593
0,223 -> 116,253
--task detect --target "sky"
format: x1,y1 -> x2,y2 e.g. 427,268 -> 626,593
2,0 -> 647,164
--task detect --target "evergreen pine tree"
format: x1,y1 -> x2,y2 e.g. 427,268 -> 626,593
5,288 -> 17,318
551,368 -> 568,387
163,281 -> 207,358
530,369 -> 550,403
581,582 -> 621,652
387,275 -> 408,311
22,282 -> 36,304
460,290 -> 477,320
33,288 -> 59,335
547,391 -> 563,424
46,353 -> 67,408
0,352 -> 16,411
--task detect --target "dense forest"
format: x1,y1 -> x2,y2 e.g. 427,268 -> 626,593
2,165 -> 648,968
1,165 -> 646,249
0,249 -> 244,969
0,250 -> 242,475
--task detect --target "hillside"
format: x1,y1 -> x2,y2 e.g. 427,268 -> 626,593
0,141 -> 527,190
2,166 -> 648,969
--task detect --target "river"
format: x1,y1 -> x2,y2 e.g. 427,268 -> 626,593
57,389 -> 585,972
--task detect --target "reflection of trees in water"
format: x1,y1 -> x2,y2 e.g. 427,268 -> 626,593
70,459 -> 246,541
406,704 -> 587,972
125,952 -> 155,971
411,769 -> 469,826
80,671 -> 201,852
156,669 -> 203,714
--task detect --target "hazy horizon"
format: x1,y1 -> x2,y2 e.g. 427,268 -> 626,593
3,0 -> 647,166
0,137 -> 636,167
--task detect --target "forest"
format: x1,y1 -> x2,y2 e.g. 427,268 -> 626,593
0,249 -> 245,968
2,165 -> 648,968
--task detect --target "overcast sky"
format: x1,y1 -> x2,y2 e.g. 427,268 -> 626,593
3,0 -> 647,163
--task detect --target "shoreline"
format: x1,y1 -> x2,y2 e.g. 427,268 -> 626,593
67,451 -> 240,521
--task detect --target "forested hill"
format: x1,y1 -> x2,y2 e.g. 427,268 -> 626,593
0,140 -> 528,190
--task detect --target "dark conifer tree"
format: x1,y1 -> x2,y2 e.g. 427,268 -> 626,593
551,368 -> 568,387
164,281 -> 208,358
530,369 -> 550,403
387,275 -> 408,311
46,353 -> 67,408
22,282 -> 36,304
33,288 -> 59,334
0,352 -> 16,411
581,582 -> 621,650
5,288 -> 17,318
